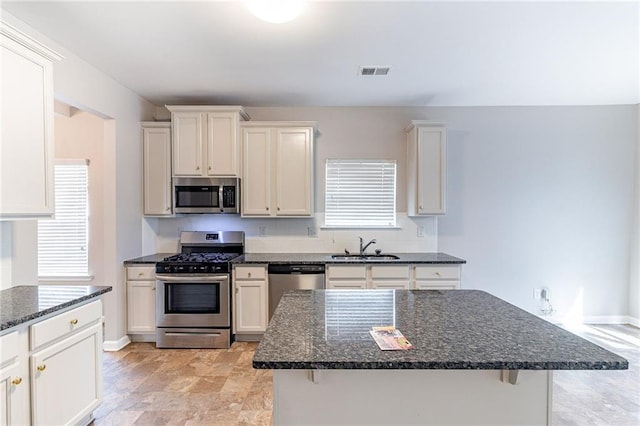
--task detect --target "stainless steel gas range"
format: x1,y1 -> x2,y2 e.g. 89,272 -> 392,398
154,231 -> 244,349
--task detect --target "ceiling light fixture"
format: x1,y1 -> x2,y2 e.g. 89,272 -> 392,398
245,0 -> 305,24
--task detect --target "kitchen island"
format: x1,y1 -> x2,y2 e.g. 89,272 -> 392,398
253,289 -> 627,425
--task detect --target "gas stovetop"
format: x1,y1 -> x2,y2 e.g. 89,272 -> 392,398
155,230 -> 244,274
156,253 -> 241,274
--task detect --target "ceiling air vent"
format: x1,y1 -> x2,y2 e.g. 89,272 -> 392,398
359,66 -> 391,76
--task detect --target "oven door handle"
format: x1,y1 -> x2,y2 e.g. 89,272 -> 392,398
155,274 -> 229,282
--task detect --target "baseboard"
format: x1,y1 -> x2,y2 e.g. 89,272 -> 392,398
628,316 -> 640,328
581,315 -> 635,325
103,335 -> 131,351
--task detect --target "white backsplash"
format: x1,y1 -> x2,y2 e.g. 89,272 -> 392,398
144,213 -> 438,254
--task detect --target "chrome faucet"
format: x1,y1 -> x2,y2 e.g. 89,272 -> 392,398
359,237 -> 377,255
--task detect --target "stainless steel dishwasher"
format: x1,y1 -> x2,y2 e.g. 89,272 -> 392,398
268,264 -> 325,319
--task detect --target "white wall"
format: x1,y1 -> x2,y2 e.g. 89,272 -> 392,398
435,106 -> 636,322
146,106 -> 637,322
3,12 -> 156,347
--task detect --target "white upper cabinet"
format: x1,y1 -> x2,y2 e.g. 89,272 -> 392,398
167,106 -> 249,177
241,122 -> 315,218
0,21 -> 62,219
142,122 -> 172,216
406,122 -> 447,216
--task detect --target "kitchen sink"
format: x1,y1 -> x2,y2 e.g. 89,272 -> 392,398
331,254 -> 400,261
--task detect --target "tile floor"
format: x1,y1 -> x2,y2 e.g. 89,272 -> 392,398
93,341 -> 271,425
93,324 -> 639,425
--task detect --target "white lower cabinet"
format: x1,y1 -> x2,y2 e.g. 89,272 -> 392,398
327,264 -> 460,290
414,265 -> 461,289
31,323 -> 102,426
327,265 -> 411,290
0,331 -> 29,426
233,265 -> 268,336
326,265 -> 368,289
126,265 -> 157,338
0,300 -> 104,426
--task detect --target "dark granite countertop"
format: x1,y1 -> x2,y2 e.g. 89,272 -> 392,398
234,252 -> 466,264
253,289 -> 628,371
0,285 -> 112,332
123,253 -> 176,264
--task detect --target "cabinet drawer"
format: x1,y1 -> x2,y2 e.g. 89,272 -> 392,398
414,265 -> 460,280
126,266 -> 155,280
326,280 -> 367,289
31,301 -> 102,350
235,266 -> 267,280
0,331 -> 19,364
371,265 -> 410,279
327,266 -> 367,279
415,281 -> 460,290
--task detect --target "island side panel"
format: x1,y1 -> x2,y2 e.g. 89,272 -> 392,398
273,369 -> 552,426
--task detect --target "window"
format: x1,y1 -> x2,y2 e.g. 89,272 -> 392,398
325,159 -> 396,227
38,160 -> 89,278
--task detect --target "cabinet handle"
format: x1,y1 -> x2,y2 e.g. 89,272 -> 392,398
419,205 -> 423,211
277,207 -> 280,211
248,272 -> 252,278
435,272 -> 441,276
11,377 -> 22,385
70,318 -> 79,325
166,207 -> 171,211
196,166 -> 200,171
208,166 -> 212,170
138,272 -> 144,277
266,207 -> 269,211
37,365 -> 46,372
152,285 -> 156,291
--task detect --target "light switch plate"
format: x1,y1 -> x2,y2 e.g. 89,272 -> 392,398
417,226 -> 425,238
258,226 -> 267,237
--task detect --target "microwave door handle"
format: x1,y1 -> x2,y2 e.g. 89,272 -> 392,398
218,185 -> 224,212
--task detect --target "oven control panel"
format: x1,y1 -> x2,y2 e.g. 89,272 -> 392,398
156,264 -> 228,274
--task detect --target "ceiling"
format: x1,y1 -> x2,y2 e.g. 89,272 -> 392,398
2,1 -> 639,107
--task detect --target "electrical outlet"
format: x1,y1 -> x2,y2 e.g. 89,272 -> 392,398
417,226 -> 425,238
307,227 -> 317,238
533,288 -> 542,299
258,226 -> 267,237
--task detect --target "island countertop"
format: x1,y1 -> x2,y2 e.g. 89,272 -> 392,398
253,289 -> 628,371
0,285 -> 112,332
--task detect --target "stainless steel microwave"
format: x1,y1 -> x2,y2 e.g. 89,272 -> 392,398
173,177 -> 240,214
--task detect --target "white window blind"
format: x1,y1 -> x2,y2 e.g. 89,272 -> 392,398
38,160 -> 89,278
325,159 -> 396,227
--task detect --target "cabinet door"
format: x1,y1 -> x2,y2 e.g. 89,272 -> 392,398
242,128 -> 272,216
235,279 -> 268,333
275,127 -> 313,216
31,323 -> 102,426
172,112 -> 203,176
207,112 -> 239,177
326,281 -> 367,289
371,281 -> 411,289
127,280 -> 157,334
416,127 -> 446,215
415,281 -> 459,290
1,28 -> 57,218
143,125 -> 172,215
0,331 -> 29,426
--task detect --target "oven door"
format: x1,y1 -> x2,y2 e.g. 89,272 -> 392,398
155,274 -> 230,328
